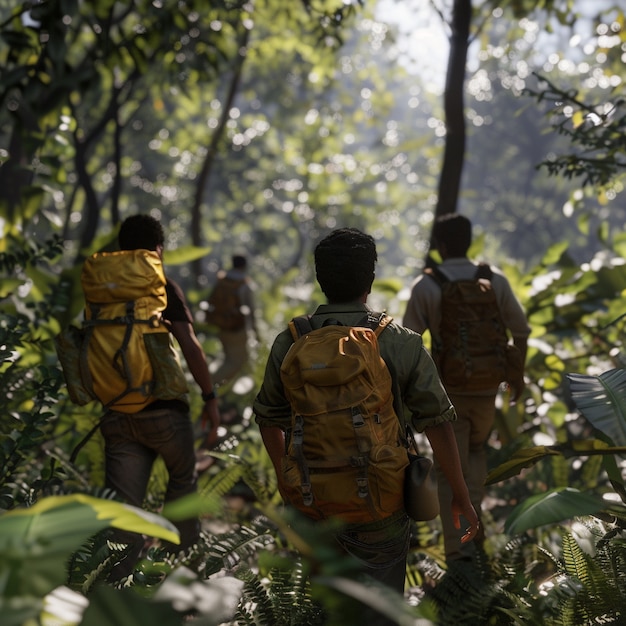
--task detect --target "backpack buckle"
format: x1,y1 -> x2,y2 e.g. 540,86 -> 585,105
350,456 -> 368,467
351,407 -> 364,428
301,483 -> 313,506
356,476 -> 369,498
293,415 -> 304,445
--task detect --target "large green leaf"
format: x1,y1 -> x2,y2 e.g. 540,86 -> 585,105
163,245 -> 212,265
79,586 -> 180,626
568,369 -> 626,446
486,439 -> 626,485
0,494 -> 179,601
485,446 -> 559,485
505,487 -> 607,535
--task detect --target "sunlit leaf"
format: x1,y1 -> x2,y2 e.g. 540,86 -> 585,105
485,446 -> 559,485
2,493 -> 179,542
572,110 -> 584,128
505,487 -> 606,535
0,494 -> 179,599
164,246 -> 212,265
161,491 -> 222,520
568,369 -> 626,446
0,278 -> 24,298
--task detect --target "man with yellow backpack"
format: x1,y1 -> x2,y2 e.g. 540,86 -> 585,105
58,214 -> 220,581
253,228 -> 478,624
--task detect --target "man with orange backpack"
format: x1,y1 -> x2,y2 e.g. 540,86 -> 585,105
253,228 -> 478,624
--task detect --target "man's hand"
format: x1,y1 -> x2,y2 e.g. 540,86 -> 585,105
451,497 -> 480,544
201,398 -> 220,448
508,377 -> 526,403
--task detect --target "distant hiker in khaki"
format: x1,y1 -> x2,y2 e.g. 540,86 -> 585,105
205,254 -> 259,389
254,228 -> 479,625
403,213 -> 530,566
59,214 -> 220,581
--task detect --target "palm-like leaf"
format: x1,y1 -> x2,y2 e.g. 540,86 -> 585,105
0,494 -> 178,599
567,368 -> 626,446
504,487 -> 606,535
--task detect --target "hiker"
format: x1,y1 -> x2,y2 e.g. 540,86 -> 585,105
102,214 -> 220,580
403,213 -> 530,565
205,254 -> 259,389
253,228 -> 479,623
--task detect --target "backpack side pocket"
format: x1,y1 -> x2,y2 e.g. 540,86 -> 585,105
143,331 -> 189,400
54,326 -> 96,406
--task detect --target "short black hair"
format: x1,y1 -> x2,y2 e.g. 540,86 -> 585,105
433,213 -> 472,257
232,255 -> 247,269
314,228 -> 377,303
118,214 -> 165,251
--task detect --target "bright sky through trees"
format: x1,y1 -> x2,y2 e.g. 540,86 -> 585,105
375,0 -> 449,94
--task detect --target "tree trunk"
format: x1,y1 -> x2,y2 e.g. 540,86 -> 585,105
190,25 -> 250,284
433,0 -> 471,241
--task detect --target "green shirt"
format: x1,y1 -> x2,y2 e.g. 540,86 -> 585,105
253,302 -> 456,432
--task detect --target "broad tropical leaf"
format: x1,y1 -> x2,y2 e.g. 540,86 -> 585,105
0,494 -> 179,600
568,369 -> 626,446
505,487 -> 606,535
78,586 -> 180,626
485,446 -> 559,485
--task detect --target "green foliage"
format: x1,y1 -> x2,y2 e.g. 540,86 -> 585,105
504,488 -> 608,535
527,73 -> 626,188
236,560 -> 326,625
0,495 -> 180,626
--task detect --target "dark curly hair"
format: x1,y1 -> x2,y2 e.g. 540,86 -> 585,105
314,228 -> 377,303
118,214 -> 165,251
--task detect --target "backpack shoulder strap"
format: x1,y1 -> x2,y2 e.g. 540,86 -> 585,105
288,311 -> 392,341
424,265 -> 448,286
357,311 -> 393,337
288,315 -> 314,341
475,263 -> 493,280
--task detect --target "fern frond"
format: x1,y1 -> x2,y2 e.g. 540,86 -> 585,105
202,524 -> 275,577
200,460 -> 248,499
237,567 -> 276,624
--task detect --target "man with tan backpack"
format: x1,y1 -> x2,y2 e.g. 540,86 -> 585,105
205,254 -> 259,388
253,228 -> 478,624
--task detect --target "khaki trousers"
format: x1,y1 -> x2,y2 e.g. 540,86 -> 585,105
213,328 -> 249,387
434,393 -> 496,562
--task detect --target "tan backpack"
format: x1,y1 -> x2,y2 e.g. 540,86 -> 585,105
279,312 -> 409,524
205,274 -> 247,331
426,263 -> 524,392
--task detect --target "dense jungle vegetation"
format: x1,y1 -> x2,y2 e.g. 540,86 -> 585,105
1,0 -> 626,624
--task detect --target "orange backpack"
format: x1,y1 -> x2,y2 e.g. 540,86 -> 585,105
279,312 -> 409,524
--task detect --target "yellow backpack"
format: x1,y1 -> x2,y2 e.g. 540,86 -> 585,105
55,250 -> 188,413
279,312 -> 409,524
